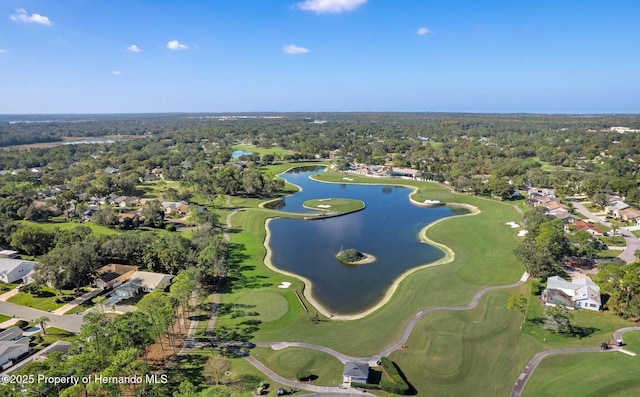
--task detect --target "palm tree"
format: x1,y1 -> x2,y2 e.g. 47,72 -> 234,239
34,316 -> 50,335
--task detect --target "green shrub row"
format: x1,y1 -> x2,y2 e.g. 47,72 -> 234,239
351,382 -> 379,390
380,357 -> 409,394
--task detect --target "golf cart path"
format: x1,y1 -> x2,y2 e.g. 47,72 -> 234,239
247,273 -> 530,392
509,326 -> 640,397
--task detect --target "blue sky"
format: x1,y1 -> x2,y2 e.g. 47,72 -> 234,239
1,0 -> 638,114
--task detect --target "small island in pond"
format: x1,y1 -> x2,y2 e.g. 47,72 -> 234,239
336,248 -> 376,265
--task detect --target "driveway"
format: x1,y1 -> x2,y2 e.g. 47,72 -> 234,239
0,301 -> 84,333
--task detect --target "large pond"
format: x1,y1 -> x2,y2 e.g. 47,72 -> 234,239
267,166 -> 462,315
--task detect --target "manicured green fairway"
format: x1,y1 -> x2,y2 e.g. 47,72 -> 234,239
522,350 -> 640,397
235,290 -> 289,322
217,165 -> 635,395
302,198 -> 364,215
251,347 -> 343,386
233,145 -> 296,158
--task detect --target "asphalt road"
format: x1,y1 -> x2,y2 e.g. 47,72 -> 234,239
0,301 -> 85,333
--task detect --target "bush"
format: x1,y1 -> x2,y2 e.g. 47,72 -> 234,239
296,371 -> 313,381
15,320 -> 29,329
351,382 -> 379,390
379,357 -> 410,394
380,378 -> 408,394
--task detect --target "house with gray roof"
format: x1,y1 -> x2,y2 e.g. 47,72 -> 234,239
342,361 -> 369,385
0,328 -> 31,370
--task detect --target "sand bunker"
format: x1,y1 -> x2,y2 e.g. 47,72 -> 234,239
517,230 -> 528,237
342,177 -> 354,181
317,204 -> 331,208
506,221 -> 520,228
278,281 -> 291,289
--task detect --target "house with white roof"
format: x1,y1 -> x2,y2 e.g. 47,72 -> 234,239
0,259 -> 37,284
0,328 -> 31,369
542,275 -> 601,311
113,271 -> 173,300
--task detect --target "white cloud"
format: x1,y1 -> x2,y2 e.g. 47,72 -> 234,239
126,44 -> 142,53
112,71 -> 123,76
10,8 -> 53,26
296,0 -> 366,14
283,44 -> 310,55
166,40 -> 188,50
417,27 -> 431,35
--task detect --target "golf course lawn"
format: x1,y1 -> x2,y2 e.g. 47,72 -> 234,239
522,335 -> 640,397
251,347 -> 343,386
302,198 -> 364,215
218,166 -> 635,395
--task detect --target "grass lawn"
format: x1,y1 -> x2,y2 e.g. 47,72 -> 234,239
523,290 -> 632,348
165,349 -> 296,397
302,198 -> 365,215
216,164 -> 635,395
0,282 -> 23,292
522,342 -> 640,397
596,249 -> 623,259
0,313 -> 11,323
7,286 -> 74,312
19,219 -> 118,237
39,327 -> 75,347
251,346 -> 343,386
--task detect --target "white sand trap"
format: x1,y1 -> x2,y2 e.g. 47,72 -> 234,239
517,230 -> 528,237
506,221 -> 520,228
342,177 -> 353,181
318,198 -> 332,201
278,282 -> 291,289
317,204 -> 331,208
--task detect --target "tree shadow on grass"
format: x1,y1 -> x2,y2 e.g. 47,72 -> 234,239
570,326 -> 598,338
166,354 -> 208,389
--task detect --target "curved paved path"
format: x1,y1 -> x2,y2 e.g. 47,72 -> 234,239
510,327 -> 640,397
246,273 -> 529,392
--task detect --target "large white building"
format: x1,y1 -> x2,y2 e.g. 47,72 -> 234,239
542,276 -> 601,311
0,259 -> 37,284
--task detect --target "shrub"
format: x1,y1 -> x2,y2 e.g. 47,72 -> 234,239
351,382 -> 379,390
379,357 -> 410,394
380,378 -> 408,394
296,371 -> 313,381
15,320 -> 29,329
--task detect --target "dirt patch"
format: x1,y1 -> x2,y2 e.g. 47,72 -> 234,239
144,315 -> 193,366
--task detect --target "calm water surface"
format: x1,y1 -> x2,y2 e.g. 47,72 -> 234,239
268,167 -> 458,314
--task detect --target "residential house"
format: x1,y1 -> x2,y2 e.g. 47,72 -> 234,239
94,264 -> 139,289
565,220 -> 604,236
542,275 -> 601,311
0,327 -> 31,369
617,207 -> 640,224
113,196 -> 140,208
548,208 -> 579,224
113,271 -> 174,300
342,361 -> 369,385
0,250 -> 18,259
2,340 -> 70,375
0,259 -> 37,284
606,200 -> 629,214
103,166 -> 119,174
161,201 -> 189,215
